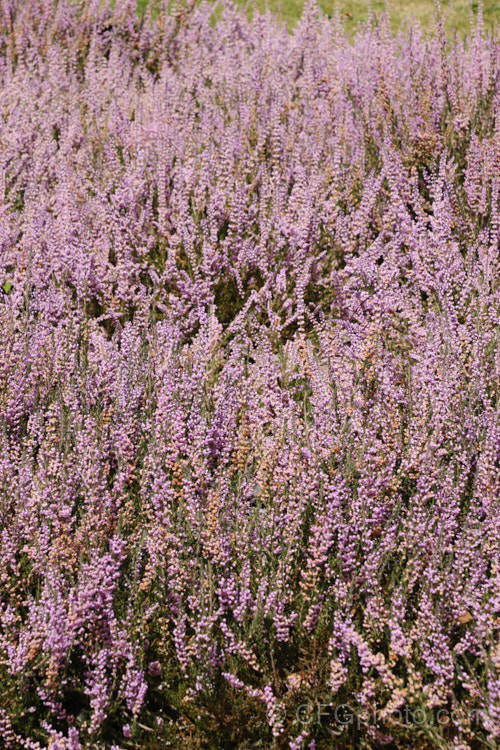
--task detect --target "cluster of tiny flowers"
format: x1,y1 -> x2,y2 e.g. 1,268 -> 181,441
0,0 -> 499,747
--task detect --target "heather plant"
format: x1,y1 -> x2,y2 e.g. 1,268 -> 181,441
1,1 -> 500,748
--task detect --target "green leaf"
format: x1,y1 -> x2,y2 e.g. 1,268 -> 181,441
2,281 -> 12,294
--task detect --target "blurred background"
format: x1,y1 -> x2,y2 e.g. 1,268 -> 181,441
137,0 -> 500,34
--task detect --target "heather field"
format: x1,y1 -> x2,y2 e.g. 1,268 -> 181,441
2,1 -> 500,748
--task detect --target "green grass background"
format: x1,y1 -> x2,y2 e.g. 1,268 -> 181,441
136,0 -> 499,34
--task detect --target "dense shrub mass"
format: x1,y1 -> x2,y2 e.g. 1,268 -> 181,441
1,0 -> 500,747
